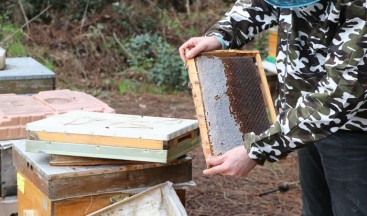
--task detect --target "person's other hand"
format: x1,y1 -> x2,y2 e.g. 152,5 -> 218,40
179,36 -> 221,63
203,145 -> 257,178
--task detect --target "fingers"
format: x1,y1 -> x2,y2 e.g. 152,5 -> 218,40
206,155 -> 225,167
185,43 -> 205,59
179,36 -> 216,63
179,37 -> 198,63
178,43 -> 189,63
203,164 -> 228,175
203,146 -> 257,177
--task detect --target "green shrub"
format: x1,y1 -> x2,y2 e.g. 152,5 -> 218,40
8,42 -> 27,56
124,33 -> 188,92
0,23 -> 28,56
113,2 -> 159,35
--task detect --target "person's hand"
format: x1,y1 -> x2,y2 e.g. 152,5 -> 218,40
179,36 -> 221,63
203,145 -> 257,178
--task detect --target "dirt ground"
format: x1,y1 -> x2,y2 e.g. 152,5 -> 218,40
102,92 -> 302,216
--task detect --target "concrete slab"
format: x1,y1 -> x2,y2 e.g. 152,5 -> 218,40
0,57 -> 54,80
0,57 -> 55,94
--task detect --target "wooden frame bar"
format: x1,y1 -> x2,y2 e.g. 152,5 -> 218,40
187,50 -> 277,162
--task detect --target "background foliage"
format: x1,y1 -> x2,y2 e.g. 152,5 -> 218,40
0,0 -> 267,95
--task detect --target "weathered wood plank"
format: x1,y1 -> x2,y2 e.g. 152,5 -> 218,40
28,131 -> 165,150
17,172 -> 188,216
17,172 -> 52,216
13,141 -> 193,200
187,57 -> 212,163
50,154 -> 143,166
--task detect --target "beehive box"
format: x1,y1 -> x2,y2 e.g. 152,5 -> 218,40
13,141 -> 193,216
187,50 -> 276,161
0,90 -> 114,197
0,57 -> 55,94
0,89 -> 115,140
26,111 -> 200,163
0,140 -> 18,197
17,173 -> 190,216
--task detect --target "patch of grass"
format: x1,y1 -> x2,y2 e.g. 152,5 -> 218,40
7,42 -> 28,56
118,79 -> 163,95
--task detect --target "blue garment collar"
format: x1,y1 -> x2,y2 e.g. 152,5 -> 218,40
264,0 -> 320,8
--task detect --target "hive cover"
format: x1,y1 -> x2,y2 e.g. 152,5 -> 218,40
26,111 -> 200,163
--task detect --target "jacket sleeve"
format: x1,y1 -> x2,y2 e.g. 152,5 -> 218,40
205,0 -> 279,49
245,3 -> 367,165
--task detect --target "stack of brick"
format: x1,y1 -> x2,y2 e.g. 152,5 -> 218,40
0,56 -> 56,216
0,87 -> 115,216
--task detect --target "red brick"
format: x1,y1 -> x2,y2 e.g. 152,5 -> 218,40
0,89 -> 115,140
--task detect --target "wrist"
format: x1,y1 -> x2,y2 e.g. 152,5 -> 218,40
212,35 -> 227,50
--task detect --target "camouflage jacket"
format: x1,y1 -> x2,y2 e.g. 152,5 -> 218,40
206,0 -> 367,165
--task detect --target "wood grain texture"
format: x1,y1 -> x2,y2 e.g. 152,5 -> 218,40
17,172 -> 52,216
187,57 -> 212,163
255,53 -> 277,121
20,172 -> 176,216
49,154 -> 144,166
28,131 -> 165,150
13,141 -> 192,200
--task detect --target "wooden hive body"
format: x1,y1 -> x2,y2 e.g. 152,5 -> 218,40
13,140 -> 192,213
187,50 -> 276,161
17,172 -> 188,216
26,111 -> 199,163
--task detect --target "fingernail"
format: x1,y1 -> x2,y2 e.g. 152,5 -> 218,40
186,52 -> 191,59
